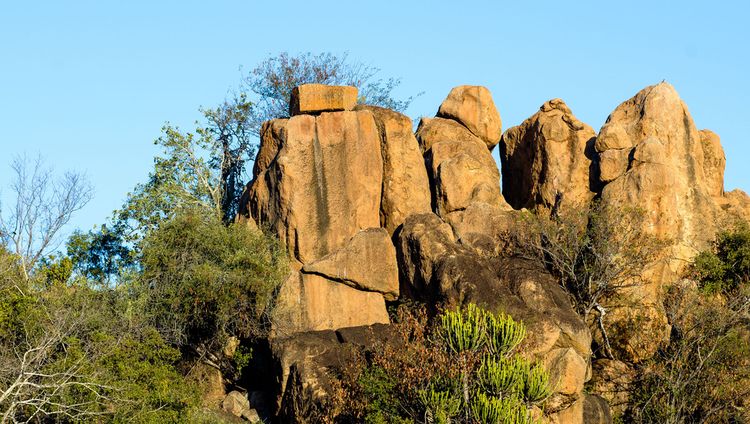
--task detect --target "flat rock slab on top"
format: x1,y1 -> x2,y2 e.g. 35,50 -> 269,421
290,84 -> 358,116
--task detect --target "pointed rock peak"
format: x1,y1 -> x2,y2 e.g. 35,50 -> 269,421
437,85 -> 502,150
596,82 -> 689,153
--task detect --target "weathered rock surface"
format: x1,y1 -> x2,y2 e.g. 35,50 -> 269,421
588,359 -> 636,416
302,228 -> 399,300
272,325 -> 394,421
500,98 -> 597,211
437,85 -> 503,149
416,88 -> 507,219
289,84 -> 357,116
593,82 -> 747,362
271,271 -> 389,336
355,105 -> 431,234
222,391 -> 251,418
235,82 -> 750,424
396,212 -> 593,413
597,82 -> 719,263
583,394 -> 614,424
244,111 -> 383,266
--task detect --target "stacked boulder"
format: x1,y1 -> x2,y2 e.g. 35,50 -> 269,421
241,84 -> 431,335
237,81 -> 750,422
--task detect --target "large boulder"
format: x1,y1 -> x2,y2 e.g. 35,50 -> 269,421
594,83 -> 736,362
241,106 -> 392,336
597,82 -> 720,263
272,325 -> 394,422
355,105 -> 431,234
437,85 -> 503,149
271,270 -> 389,336
302,228 -> 399,300
244,111 -> 383,266
416,88 -> 508,220
500,99 -> 597,211
396,212 -> 593,420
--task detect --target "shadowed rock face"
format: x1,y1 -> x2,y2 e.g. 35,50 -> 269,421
500,98 -> 598,211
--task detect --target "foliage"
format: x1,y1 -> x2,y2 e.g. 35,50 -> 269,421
692,223 -> 750,294
243,51 -> 418,134
66,223 -> 136,285
338,304 -> 547,424
0,249 -> 198,422
625,282 -> 750,424
139,210 -> 288,348
511,201 -> 667,359
512,201 -> 667,319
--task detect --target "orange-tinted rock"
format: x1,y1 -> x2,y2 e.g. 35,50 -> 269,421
437,85 -> 502,149
700,129 -> 725,197
302,228 -> 399,300
272,271 -> 389,335
245,111 -> 382,265
289,84 -> 357,116
500,98 -> 597,211
356,105 -> 431,234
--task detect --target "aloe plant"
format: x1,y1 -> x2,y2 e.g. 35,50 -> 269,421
521,362 -> 552,404
470,391 -> 534,424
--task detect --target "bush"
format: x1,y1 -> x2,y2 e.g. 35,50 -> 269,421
692,223 -> 750,294
338,304 -> 548,424
139,210 -> 288,348
625,283 -> 750,423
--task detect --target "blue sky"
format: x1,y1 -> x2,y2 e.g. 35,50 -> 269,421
1,1 -> 748,237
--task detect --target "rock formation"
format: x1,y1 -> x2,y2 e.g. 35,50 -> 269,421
234,81 -> 748,424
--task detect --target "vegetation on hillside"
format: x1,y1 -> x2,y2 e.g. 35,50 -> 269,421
334,304 -> 549,424
623,225 -> 750,424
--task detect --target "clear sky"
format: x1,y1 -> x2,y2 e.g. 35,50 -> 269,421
1,0 -> 748,238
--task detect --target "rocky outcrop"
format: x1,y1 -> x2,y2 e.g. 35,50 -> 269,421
592,82 -> 748,362
500,99 -> 597,211
236,81 -> 750,424
396,212 -> 593,420
272,325 -> 394,421
597,83 -> 720,263
416,87 -> 510,234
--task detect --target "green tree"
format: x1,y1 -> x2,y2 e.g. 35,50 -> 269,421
692,223 -> 750,294
0,250 -> 197,422
139,210 -> 288,349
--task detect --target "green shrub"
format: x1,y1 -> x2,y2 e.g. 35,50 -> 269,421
0,252 -> 199,422
693,224 -> 750,294
140,210 -> 288,348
